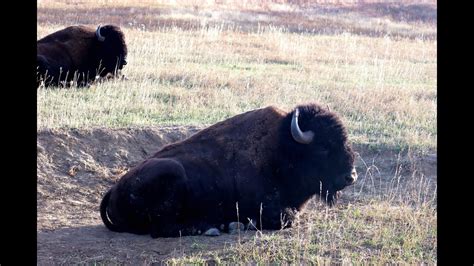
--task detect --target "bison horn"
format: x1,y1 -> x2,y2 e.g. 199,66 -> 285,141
96,25 -> 105,42
291,108 -> 314,144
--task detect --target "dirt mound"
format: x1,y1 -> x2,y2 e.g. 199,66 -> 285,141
37,126 -> 202,229
37,126 -> 436,264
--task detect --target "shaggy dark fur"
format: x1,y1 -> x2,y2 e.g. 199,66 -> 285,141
37,24 -> 127,87
100,103 -> 357,238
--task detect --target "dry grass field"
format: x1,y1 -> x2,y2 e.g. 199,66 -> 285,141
37,0 -> 437,264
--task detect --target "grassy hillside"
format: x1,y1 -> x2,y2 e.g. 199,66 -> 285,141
37,0 -> 436,152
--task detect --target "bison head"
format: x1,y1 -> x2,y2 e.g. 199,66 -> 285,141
282,103 -> 357,205
94,24 -> 128,76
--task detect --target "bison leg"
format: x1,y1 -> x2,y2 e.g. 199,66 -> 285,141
128,158 -> 189,238
258,206 -> 297,230
150,218 -> 188,238
149,219 -> 220,238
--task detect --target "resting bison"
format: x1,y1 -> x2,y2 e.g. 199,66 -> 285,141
37,24 -> 127,87
100,103 -> 358,238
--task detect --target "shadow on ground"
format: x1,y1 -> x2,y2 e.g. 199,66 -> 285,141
38,224 -> 256,264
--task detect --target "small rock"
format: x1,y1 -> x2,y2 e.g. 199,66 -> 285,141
228,222 -> 245,234
204,228 -> 220,236
68,165 -> 81,177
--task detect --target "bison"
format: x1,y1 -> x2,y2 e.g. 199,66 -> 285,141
37,24 -> 127,87
100,103 -> 358,238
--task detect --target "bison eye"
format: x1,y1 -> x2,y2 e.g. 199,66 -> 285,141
316,143 -> 330,154
315,148 -> 329,157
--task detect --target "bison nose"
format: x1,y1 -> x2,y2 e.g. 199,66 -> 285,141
345,168 -> 358,185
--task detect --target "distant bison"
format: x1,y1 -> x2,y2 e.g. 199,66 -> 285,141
37,24 -> 127,87
100,103 -> 358,238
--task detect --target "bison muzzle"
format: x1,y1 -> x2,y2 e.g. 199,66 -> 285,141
100,103 -> 357,238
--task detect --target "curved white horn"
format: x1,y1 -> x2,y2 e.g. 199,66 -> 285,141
96,25 -> 105,42
290,108 -> 314,144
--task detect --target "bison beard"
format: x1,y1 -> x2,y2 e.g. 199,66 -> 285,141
101,103 -> 357,238
36,24 -> 127,87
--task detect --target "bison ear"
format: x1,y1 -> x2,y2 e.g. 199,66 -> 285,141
314,148 -> 329,157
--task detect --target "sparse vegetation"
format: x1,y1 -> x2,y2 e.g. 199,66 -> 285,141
37,0 -> 437,264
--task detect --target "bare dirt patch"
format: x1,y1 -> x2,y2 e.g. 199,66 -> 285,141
37,126 -> 436,264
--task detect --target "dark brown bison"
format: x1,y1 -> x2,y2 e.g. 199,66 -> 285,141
37,24 -> 127,87
100,103 -> 358,238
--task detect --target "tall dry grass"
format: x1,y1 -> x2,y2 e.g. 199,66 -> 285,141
38,23 -> 436,150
